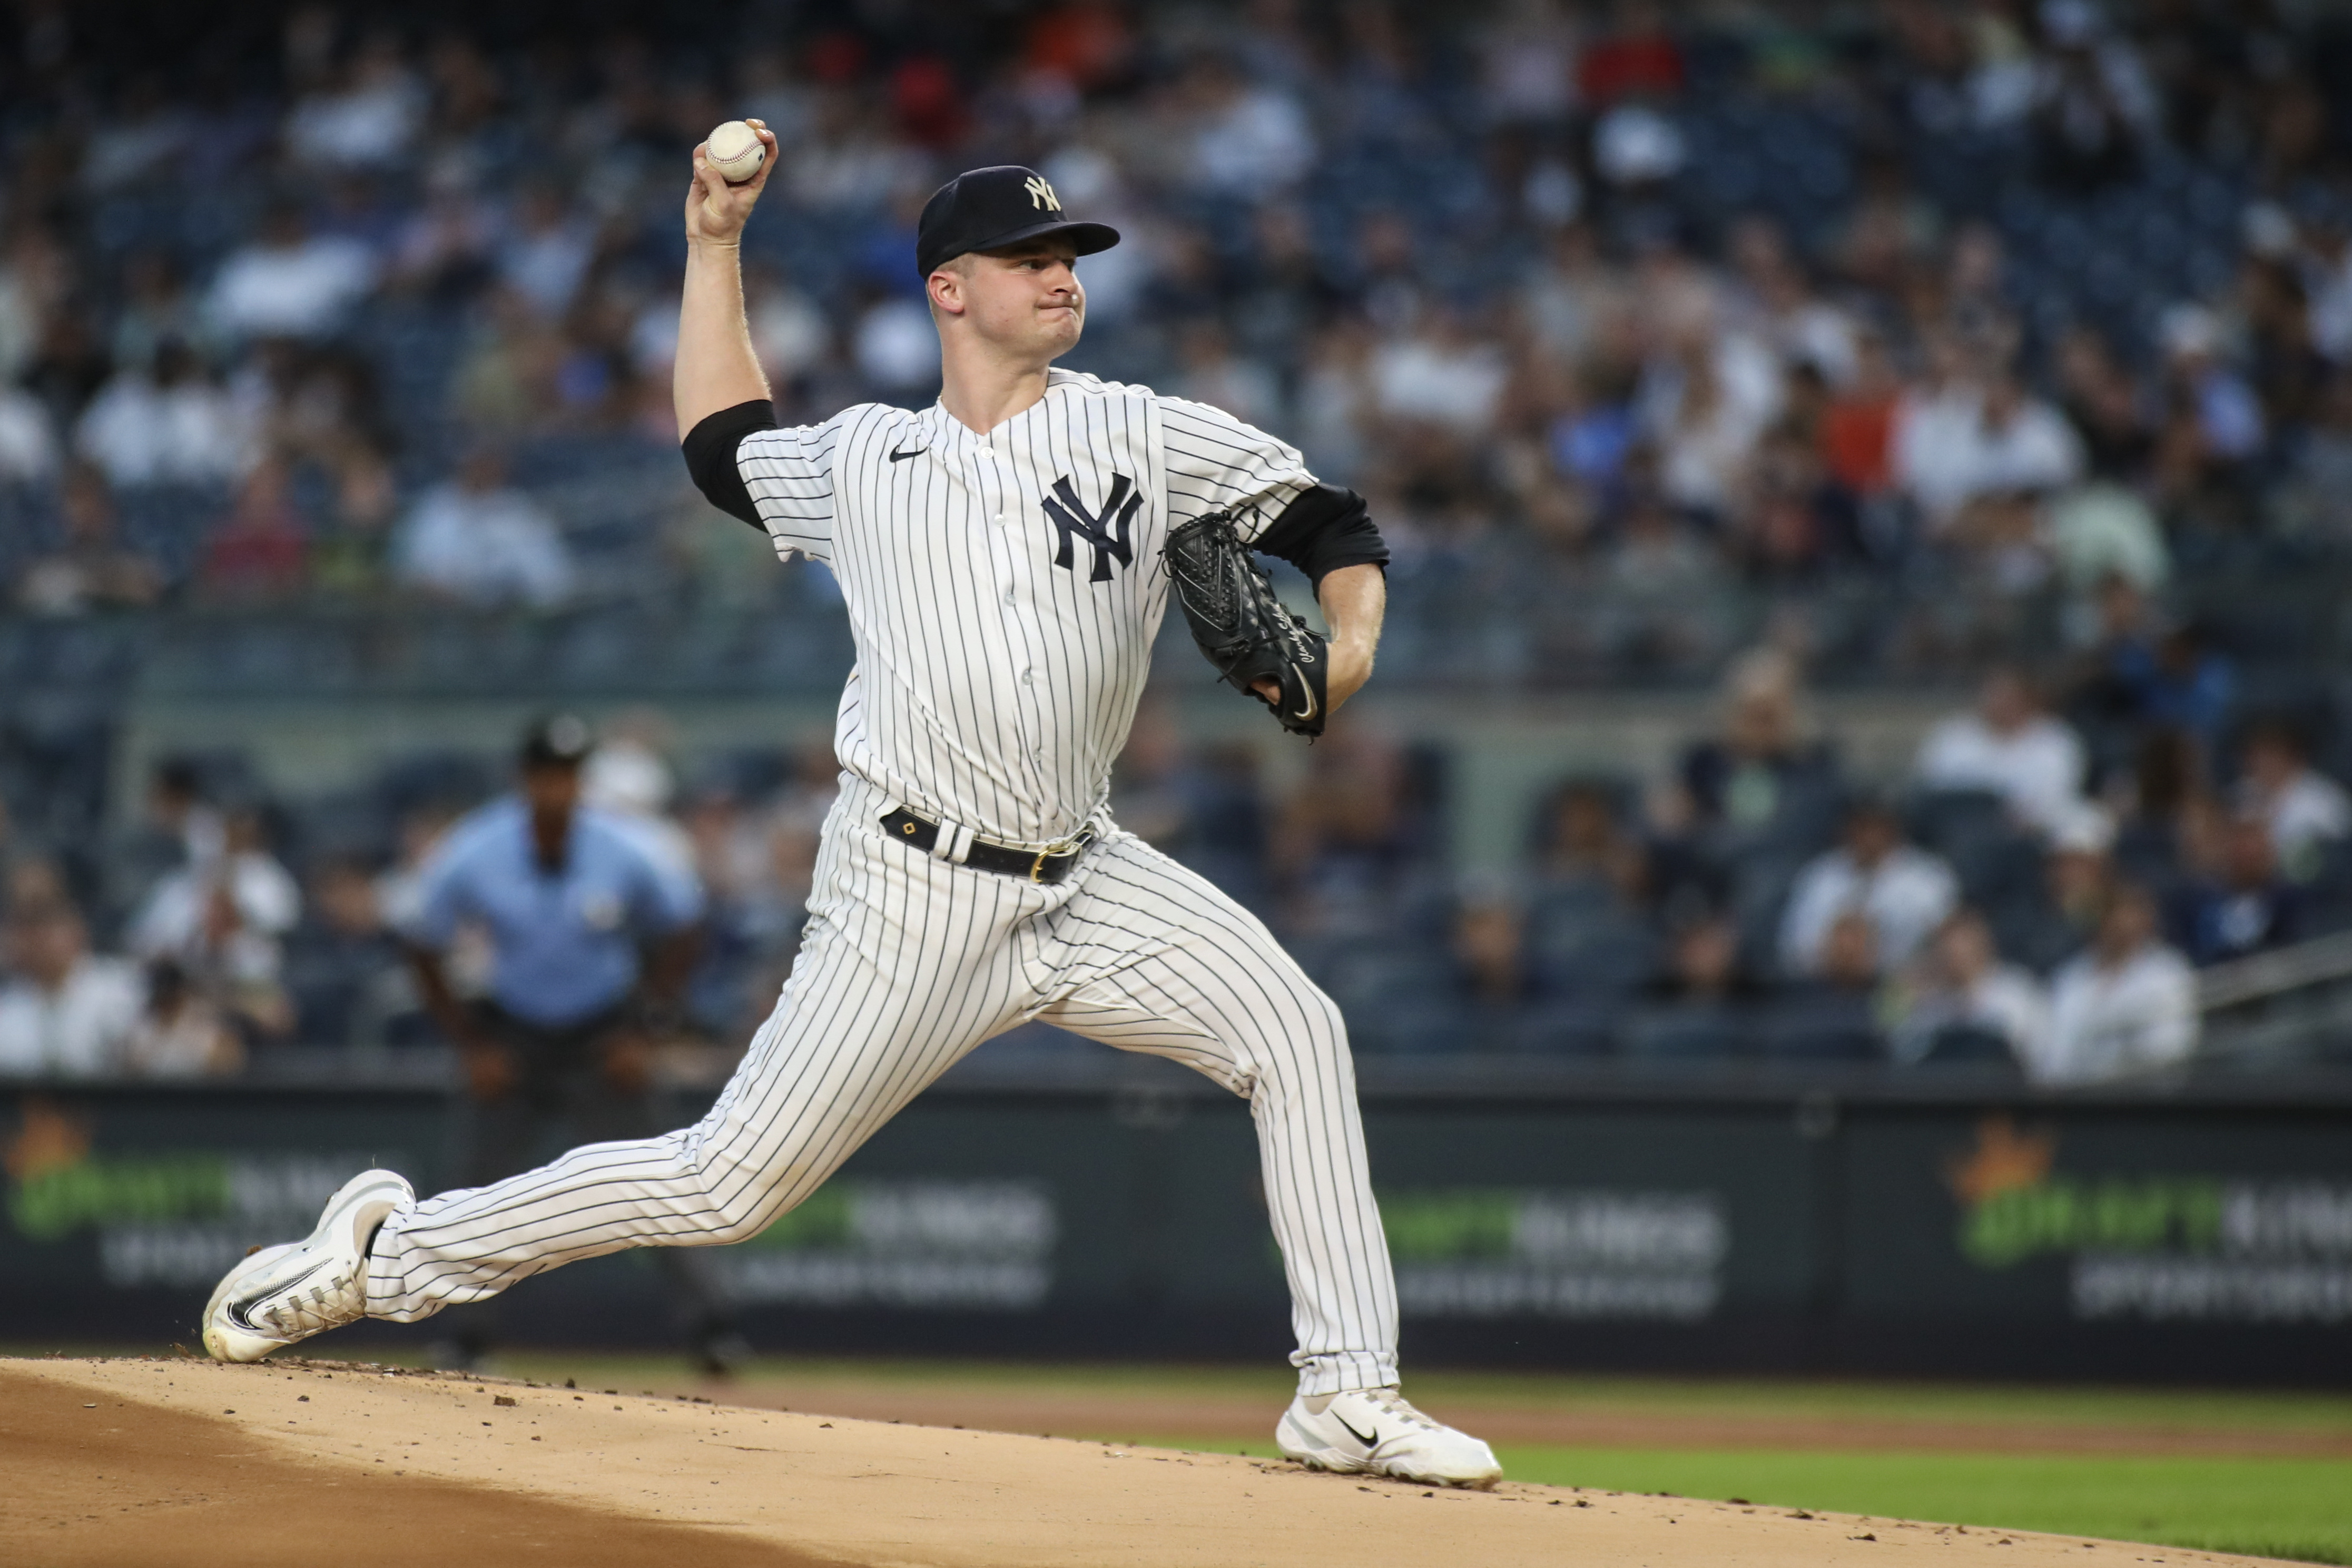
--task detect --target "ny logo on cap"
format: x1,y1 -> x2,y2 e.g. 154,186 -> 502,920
1024,175 -> 1061,212
1044,473 -> 1140,582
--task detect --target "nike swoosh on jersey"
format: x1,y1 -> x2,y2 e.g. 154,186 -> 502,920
888,445 -> 925,462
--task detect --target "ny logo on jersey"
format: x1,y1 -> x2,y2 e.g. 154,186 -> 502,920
1024,175 -> 1060,212
1042,473 -> 1141,583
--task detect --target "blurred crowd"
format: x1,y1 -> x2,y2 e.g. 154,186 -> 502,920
6,634 -> 2348,1083
7,1 -> 2352,1083
0,2 -> 2350,654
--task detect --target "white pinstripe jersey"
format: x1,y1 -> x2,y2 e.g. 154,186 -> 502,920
736,368 -> 1314,846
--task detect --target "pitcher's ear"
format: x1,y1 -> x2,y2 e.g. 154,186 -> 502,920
928,267 -> 965,318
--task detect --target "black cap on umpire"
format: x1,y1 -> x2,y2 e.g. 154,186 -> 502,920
519,713 -> 595,771
914,166 -> 1120,280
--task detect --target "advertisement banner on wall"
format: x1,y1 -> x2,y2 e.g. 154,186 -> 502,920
4,1083 -> 2349,1378
1843,1110 -> 2352,1328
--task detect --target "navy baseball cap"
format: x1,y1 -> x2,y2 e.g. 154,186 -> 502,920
914,165 -> 1119,280
520,713 -> 595,769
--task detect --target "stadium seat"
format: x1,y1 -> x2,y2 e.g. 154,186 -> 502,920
1623,1006 -> 1746,1063
1916,1025 -> 2021,1070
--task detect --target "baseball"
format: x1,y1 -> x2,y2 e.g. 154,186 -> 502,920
705,119 -> 765,183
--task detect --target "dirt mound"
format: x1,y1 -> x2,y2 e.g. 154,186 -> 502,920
0,1357 -> 2302,1568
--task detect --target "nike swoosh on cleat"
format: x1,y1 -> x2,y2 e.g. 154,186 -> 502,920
888,446 -> 924,462
229,1259 -> 326,1330
1335,1413 -> 1377,1447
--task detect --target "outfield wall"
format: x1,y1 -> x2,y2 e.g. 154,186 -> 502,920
5,1061 -> 2349,1383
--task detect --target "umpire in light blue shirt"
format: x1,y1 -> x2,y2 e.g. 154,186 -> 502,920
400,714 -> 738,1370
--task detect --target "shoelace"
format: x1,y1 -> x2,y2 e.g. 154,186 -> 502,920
255,1268 -> 361,1337
1356,1391 -> 1444,1433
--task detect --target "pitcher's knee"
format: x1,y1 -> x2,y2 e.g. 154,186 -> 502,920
698,1176 -> 783,1244
1255,985 -> 1352,1079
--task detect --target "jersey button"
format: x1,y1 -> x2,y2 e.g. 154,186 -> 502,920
1019,669 -> 1036,685
1002,588 -> 1017,606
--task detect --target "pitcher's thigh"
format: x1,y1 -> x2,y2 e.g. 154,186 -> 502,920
1037,837 -> 1347,1090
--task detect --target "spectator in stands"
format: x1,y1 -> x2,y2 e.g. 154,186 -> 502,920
1818,328 -> 1902,499
1890,908 -> 2048,1067
309,442 -> 399,596
1534,780 -> 1647,901
497,185 -> 597,320
391,447 -> 575,608
1678,647 -> 1840,835
0,896 -> 144,1077
2234,719 -> 2350,883
2054,327 -> 2156,480
1111,699 -> 1271,912
1765,909 -> 1886,1057
1943,368 -> 2088,534
1179,51 -> 1316,196
0,378 -> 58,482
127,805 -> 301,1042
583,708 -> 697,880
1274,728 -> 1431,931
2035,882 -> 2198,1084
1452,884 -> 1526,1011
1780,798 -> 1959,977
2157,305 -> 2266,468
2169,812 -> 2302,965
207,201 -> 379,342
284,29 -> 424,172
2002,802 -> 2116,974
195,455 -> 310,603
1600,496 -> 1734,666
73,339 -> 254,489
14,464 -> 163,615
2112,620 -> 2237,755
2042,487 -> 2168,603
282,857 -> 407,1050
1643,911 -> 1766,1009
1914,666 -> 2088,837
120,957 -> 244,1078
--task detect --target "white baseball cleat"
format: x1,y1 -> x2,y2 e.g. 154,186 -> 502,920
202,1168 -> 412,1363
1276,1386 -> 1504,1489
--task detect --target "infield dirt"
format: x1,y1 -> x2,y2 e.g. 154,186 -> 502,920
0,1355 -> 2312,1568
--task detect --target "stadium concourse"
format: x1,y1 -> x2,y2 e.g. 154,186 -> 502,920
6,1 -> 2352,1081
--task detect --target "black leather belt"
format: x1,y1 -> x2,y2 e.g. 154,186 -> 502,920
880,806 -> 1094,883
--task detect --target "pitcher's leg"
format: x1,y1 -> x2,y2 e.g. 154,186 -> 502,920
1036,836 -> 1398,1396
367,826 -> 1043,1322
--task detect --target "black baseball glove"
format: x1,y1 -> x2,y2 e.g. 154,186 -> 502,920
1163,507 -> 1328,737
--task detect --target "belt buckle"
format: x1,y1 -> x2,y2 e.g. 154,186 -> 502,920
1030,836 -> 1078,882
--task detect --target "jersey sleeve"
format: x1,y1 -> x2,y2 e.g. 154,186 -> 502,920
738,420 -> 841,565
1158,395 -> 1317,547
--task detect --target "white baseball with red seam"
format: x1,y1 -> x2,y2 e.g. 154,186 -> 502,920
705,120 -> 765,183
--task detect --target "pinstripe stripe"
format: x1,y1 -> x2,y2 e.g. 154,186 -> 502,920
361,374 -> 1396,1398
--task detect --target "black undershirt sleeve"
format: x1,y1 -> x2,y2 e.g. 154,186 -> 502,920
681,399 -> 780,530
1250,484 -> 1389,590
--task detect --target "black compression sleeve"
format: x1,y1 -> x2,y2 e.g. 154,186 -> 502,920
1251,484 -> 1389,588
681,399 -> 780,530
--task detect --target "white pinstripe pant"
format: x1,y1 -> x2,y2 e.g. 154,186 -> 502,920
366,777 -> 1400,1396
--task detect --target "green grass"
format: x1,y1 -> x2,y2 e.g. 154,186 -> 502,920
22,1348 -> 2351,1563
1493,1447 -> 2352,1567
1077,1437 -> 2352,1565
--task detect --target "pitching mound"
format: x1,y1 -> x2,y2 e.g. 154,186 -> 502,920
0,1357 -> 2305,1568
